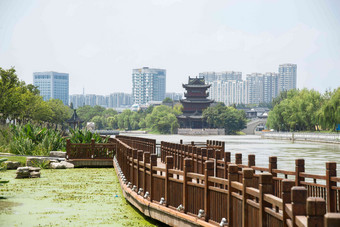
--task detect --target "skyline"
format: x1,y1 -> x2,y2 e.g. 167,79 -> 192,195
1,0 -> 340,95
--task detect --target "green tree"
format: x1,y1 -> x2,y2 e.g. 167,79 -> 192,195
319,87 -> 340,131
203,103 -> 247,134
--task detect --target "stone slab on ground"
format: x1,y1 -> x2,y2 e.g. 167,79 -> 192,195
4,161 -> 21,170
49,151 -> 66,158
16,167 -> 41,179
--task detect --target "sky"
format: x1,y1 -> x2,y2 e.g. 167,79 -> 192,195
0,0 -> 339,95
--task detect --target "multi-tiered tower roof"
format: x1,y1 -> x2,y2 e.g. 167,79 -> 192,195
177,77 -> 213,129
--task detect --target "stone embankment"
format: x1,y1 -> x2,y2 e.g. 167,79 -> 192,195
261,132 -> 340,144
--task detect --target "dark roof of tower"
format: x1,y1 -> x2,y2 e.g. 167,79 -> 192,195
66,109 -> 84,123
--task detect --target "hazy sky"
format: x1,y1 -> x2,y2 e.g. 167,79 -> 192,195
0,0 -> 339,95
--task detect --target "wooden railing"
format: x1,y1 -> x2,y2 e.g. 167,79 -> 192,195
116,135 -> 156,154
115,136 -> 340,226
66,139 -> 116,159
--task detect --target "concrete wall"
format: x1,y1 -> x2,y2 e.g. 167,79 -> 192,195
262,132 -> 340,144
178,128 -> 225,135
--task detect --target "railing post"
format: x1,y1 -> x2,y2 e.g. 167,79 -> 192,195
91,139 -> 95,159
66,139 -> 70,159
326,162 -> 336,212
165,156 -> 173,207
150,154 -> 157,202
269,156 -> 277,177
295,159 -> 305,186
282,179 -> 295,227
224,152 -> 231,180
324,213 -> 340,227
259,173 -> 273,227
132,149 -> 137,188
207,148 -> 214,160
236,153 -> 242,165
183,158 -> 192,213
201,148 -> 207,174
291,186 -> 307,227
242,168 -> 253,227
204,160 -> 214,222
306,197 -> 326,227
143,152 -> 150,197
137,150 -> 143,191
227,164 -> 238,227
248,154 -> 255,168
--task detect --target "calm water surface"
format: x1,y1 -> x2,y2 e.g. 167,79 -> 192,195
123,134 -> 340,176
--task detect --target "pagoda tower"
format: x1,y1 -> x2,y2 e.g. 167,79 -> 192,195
177,77 -> 214,128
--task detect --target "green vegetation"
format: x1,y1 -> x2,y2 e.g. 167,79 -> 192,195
0,168 -> 156,226
0,123 -> 106,156
267,88 -> 340,132
0,67 -> 72,127
78,103 -> 182,134
203,103 -> 247,134
68,129 -> 109,143
0,156 -> 26,167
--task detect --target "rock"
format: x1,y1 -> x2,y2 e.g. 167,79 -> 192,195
56,158 -> 66,162
28,167 -> 41,172
26,157 -> 50,167
15,167 -> 31,179
15,166 -> 41,179
49,151 -> 66,158
4,161 -> 21,170
50,162 -> 66,169
60,161 -> 74,169
30,171 -> 41,178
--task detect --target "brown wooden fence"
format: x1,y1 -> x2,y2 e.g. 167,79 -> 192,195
115,136 -> 340,227
116,135 -> 156,154
66,139 -> 116,160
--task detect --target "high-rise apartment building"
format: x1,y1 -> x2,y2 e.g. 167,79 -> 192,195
132,67 -> 166,104
165,93 -> 183,101
33,71 -> 69,105
246,73 -> 263,104
279,64 -> 297,92
70,94 -> 85,109
263,73 -> 279,103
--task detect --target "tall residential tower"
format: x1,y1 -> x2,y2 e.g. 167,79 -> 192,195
132,67 -> 166,104
33,71 -> 69,105
279,63 -> 297,92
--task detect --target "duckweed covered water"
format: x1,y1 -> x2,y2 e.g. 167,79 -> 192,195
0,168 -> 158,226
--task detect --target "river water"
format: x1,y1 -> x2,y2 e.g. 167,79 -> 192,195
121,134 -> 340,177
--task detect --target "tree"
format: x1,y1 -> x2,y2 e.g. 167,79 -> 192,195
319,87 -> 340,131
145,105 -> 179,134
203,103 -> 247,134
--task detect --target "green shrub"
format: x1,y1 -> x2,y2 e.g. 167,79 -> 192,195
68,129 -> 108,143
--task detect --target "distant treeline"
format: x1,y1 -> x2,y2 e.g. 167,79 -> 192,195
267,88 -> 340,132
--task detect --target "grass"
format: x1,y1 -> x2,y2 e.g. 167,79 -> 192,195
0,156 -> 26,166
0,168 -> 160,226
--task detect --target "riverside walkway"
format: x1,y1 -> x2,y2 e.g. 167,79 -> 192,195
67,135 -> 340,227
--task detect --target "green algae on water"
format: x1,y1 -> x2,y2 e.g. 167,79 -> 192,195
0,168 -> 158,226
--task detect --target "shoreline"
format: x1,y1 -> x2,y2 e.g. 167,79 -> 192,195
261,131 -> 340,144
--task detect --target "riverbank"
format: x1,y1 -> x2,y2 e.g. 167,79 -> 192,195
261,132 -> 340,144
0,168 -> 157,226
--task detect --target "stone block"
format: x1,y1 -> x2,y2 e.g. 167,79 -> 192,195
49,151 -> 66,158
4,161 -> 21,170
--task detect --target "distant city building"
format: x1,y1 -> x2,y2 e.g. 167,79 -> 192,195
263,72 -> 279,103
165,92 -> 182,101
279,63 -> 297,92
198,64 -> 296,105
132,67 -> 166,104
247,73 -> 264,104
33,71 -> 69,105
85,94 -> 97,107
70,94 -> 85,109
199,71 -> 242,83
108,93 -> 132,108
70,93 -> 132,109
